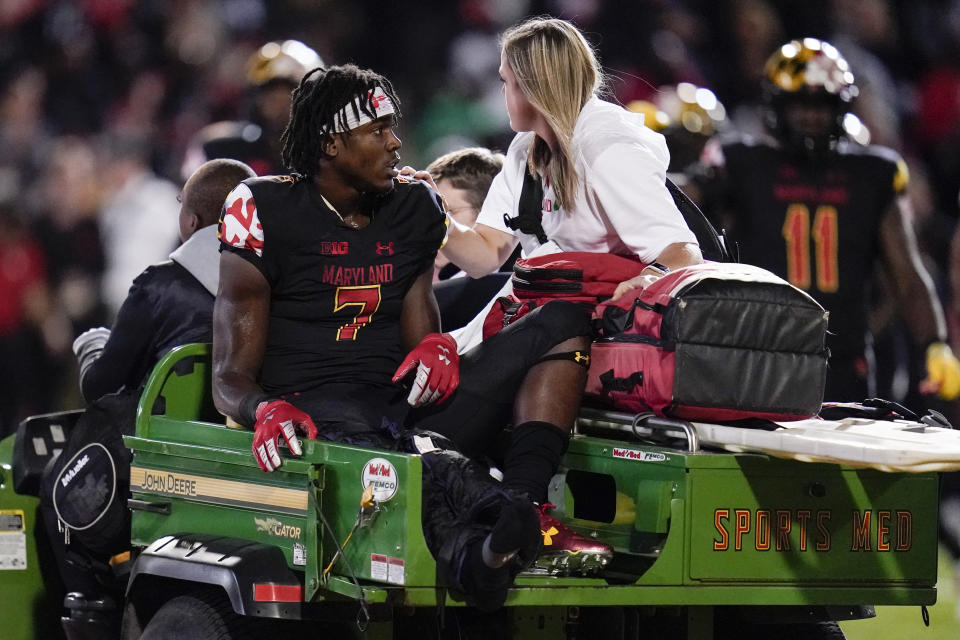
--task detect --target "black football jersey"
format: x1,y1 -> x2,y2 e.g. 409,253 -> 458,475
698,136 -> 907,357
219,175 -> 446,395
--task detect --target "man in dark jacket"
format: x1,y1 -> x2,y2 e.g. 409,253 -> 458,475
45,159 -> 256,636
72,158 -> 256,402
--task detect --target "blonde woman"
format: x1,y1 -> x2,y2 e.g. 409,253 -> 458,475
441,16 -> 702,298
420,15 -> 706,580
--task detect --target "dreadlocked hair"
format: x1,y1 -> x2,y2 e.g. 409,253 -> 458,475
280,64 -> 402,178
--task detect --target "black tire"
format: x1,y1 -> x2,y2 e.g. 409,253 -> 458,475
716,621 -> 846,640
139,588 -> 258,640
120,599 -> 144,640
778,622 -> 847,640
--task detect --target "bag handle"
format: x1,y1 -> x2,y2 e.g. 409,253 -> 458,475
599,369 -> 644,392
599,297 -> 661,336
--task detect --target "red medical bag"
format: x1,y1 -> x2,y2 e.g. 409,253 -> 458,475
482,252 -> 642,340
586,263 -> 829,422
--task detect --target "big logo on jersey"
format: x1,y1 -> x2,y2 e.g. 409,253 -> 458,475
221,184 -> 265,257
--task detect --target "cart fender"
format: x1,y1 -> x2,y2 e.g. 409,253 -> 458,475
126,534 -> 302,618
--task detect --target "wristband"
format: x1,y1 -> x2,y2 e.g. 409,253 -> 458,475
238,392 -> 274,428
641,262 -> 670,277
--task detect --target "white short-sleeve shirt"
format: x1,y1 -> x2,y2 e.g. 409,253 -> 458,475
476,96 -> 697,264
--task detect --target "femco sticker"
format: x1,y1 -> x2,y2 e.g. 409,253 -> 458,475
612,447 -> 667,462
362,457 -> 398,502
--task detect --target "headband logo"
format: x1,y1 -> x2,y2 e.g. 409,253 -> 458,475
331,86 -> 395,134
369,91 -> 387,109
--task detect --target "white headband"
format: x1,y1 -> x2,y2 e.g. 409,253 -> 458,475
331,86 -> 396,133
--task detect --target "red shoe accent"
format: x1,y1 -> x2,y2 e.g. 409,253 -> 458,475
537,503 -> 612,555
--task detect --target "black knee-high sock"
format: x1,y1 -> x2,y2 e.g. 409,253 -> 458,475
459,498 -> 539,611
501,421 -> 567,503
487,497 -> 539,556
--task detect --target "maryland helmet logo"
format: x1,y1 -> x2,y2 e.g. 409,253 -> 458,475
764,38 -> 857,102
220,183 -> 265,257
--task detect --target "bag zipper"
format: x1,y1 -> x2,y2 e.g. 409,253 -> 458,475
512,278 -> 584,293
512,265 -> 583,282
595,334 -> 675,351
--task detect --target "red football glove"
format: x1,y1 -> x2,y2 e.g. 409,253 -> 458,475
252,400 -> 318,472
392,333 -> 460,407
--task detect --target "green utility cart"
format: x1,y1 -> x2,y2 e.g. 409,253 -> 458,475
0,343 -> 941,639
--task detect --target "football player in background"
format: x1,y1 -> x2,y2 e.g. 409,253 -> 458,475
628,81 -> 728,183
181,39 -> 323,178
690,38 -> 960,403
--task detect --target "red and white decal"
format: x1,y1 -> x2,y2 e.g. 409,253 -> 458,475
387,557 -> 405,585
369,553 -> 405,584
221,183 -> 265,257
612,447 -> 666,462
362,457 -> 398,502
370,553 -> 388,581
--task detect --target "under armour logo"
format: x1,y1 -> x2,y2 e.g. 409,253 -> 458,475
574,351 -> 590,365
541,526 -> 559,546
375,241 -> 394,256
437,345 -> 451,365
369,90 -> 386,109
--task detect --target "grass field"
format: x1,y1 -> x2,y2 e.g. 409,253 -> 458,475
840,547 -> 960,639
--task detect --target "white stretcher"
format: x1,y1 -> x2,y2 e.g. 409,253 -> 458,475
578,407 -> 960,473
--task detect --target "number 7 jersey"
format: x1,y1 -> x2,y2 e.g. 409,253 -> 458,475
698,136 -> 907,358
219,175 -> 446,395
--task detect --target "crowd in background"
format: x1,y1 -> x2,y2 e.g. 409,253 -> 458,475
1,0 -> 960,436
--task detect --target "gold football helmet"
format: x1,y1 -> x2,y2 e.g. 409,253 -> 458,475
630,83 -> 727,171
655,82 -> 727,139
627,100 -> 670,132
247,40 -> 324,87
763,38 -> 858,153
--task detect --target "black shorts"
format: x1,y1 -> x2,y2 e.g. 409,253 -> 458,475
286,300 -> 592,457
412,299 -> 592,457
